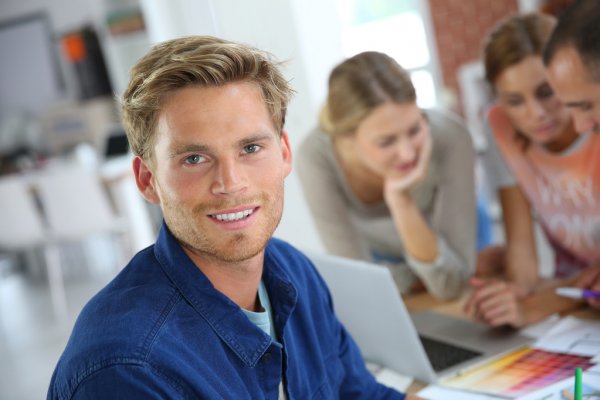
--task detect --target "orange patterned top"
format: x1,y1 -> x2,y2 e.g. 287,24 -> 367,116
489,105 -> 600,277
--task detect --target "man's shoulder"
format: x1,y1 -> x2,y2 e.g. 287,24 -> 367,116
50,246 -> 183,396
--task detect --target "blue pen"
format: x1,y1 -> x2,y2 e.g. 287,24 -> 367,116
556,287 -> 600,300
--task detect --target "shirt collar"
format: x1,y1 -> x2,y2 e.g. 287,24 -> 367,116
153,222 -> 296,366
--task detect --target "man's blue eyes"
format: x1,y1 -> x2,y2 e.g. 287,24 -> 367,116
185,154 -> 203,164
243,144 -> 260,153
184,145 -> 261,164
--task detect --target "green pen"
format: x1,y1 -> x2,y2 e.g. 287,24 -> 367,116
574,367 -> 582,400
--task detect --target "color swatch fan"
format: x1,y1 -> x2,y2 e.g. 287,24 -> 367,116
441,347 -> 596,398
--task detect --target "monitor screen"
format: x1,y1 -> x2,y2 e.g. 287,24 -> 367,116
0,12 -> 65,116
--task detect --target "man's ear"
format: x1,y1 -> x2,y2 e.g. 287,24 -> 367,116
280,130 -> 293,178
132,156 -> 160,204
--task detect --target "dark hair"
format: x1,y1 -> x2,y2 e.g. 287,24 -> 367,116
483,13 -> 556,87
483,13 -> 557,150
543,0 -> 600,81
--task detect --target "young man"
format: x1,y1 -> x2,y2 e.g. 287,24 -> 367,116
47,36 -> 416,399
544,0 -> 600,133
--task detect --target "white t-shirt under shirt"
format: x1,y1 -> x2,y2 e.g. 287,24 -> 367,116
242,281 -> 287,400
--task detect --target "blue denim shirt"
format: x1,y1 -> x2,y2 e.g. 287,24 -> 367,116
48,223 -> 405,399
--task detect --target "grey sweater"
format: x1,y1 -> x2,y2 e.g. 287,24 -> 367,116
296,109 -> 476,300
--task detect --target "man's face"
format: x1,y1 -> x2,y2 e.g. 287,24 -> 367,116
134,82 -> 292,265
547,46 -> 600,133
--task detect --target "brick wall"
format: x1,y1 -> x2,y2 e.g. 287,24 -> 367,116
428,0 -> 518,113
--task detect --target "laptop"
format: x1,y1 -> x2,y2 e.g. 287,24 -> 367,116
306,251 -> 534,383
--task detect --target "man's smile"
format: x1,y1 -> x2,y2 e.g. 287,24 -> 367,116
209,207 -> 257,222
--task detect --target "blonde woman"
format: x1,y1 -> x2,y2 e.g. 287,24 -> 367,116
297,51 -> 476,300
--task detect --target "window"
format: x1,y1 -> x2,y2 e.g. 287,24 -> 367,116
335,0 -> 440,108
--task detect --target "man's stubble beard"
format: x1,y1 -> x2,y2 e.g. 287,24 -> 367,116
162,186 -> 284,264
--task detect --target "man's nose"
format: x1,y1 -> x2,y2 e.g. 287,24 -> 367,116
211,158 -> 248,195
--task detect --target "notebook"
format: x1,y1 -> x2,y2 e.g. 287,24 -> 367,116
306,251 -> 534,383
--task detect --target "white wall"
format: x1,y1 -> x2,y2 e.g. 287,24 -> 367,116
139,0 -> 219,43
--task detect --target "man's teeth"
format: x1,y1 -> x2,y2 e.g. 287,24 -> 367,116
213,209 -> 254,222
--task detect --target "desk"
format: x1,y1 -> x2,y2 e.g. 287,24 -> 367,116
401,290 -> 600,395
404,289 -> 600,325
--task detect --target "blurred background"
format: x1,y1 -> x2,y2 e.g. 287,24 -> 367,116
0,0 -> 572,398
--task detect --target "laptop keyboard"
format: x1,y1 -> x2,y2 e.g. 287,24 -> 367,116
418,335 -> 482,372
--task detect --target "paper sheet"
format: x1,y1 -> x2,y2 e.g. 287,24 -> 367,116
515,371 -> 600,400
521,314 -> 561,339
418,385 -> 507,400
534,316 -> 600,357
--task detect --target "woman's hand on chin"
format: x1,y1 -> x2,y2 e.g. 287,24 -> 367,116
384,132 -> 432,201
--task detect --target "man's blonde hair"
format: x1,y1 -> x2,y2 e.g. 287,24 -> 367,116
121,35 -> 294,162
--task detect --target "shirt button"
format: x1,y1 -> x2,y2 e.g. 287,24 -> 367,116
262,352 -> 272,363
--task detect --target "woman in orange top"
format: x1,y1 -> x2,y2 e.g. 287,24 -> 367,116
465,13 -> 600,327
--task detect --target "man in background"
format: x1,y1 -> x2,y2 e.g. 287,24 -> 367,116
544,0 -> 600,310
544,0 -> 600,133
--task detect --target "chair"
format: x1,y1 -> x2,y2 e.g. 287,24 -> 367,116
33,164 -> 131,271
35,165 -> 125,240
0,174 -> 68,318
0,165 -> 132,320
